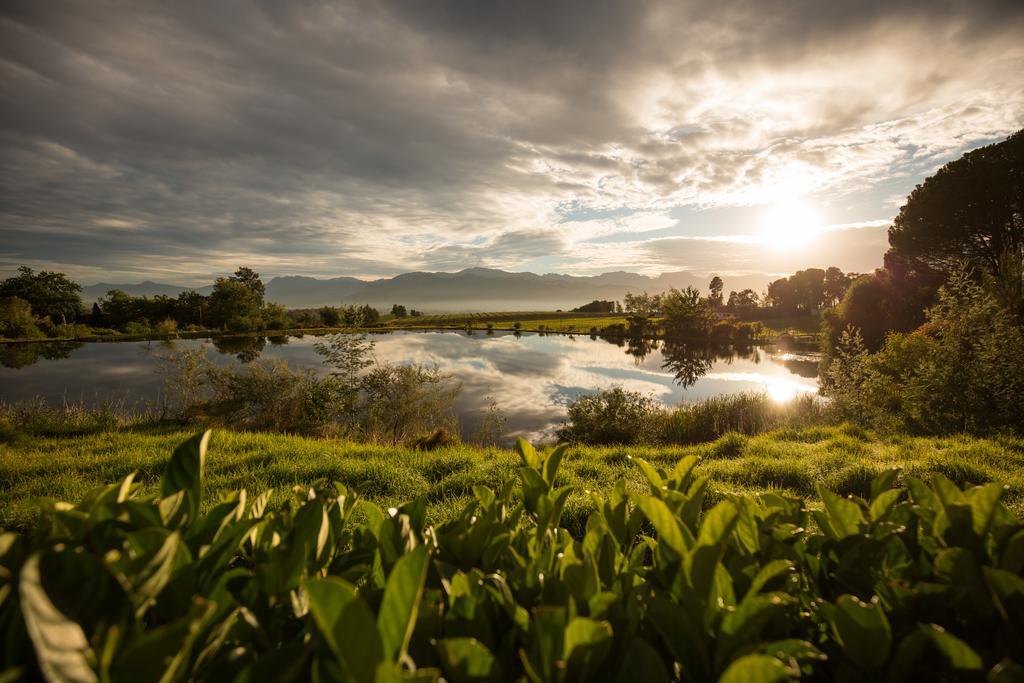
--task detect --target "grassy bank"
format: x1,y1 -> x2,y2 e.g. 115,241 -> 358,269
3,422 -> 1022,530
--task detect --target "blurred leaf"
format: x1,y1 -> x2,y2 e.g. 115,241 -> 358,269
378,544 -> 430,663
159,431 -> 210,525
18,554 -> 97,683
563,617 -> 612,681
830,594 -> 891,669
304,577 -> 382,682
436,638 -> 496,683
718,654 -> 789,683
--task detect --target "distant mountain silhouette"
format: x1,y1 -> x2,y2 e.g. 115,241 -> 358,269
81,268 -> 772,311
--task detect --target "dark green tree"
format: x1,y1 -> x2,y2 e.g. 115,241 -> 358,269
661,286 -> 713,338
229,267 -> 266,307
208,278 -> 261,329
0,266 -> 82,323
888,129 -> 1023,311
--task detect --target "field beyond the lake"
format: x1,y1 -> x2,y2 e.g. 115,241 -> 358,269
3,422 -> 1022,530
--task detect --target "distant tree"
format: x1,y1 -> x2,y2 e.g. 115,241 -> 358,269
823,267 -> 853,307
708,276 -> 724,307
90,301 -> 102,323
661,286 -> 713,338
262,302 -> 290,330
391,304 -> 408,318
888,129 -> 1023,312
410,309 -> 422,317
208,279 -> 261,329
99,289 -> 143,328
765,268 -> 833,312
726,289 -> 759,312
174,290 -> 207,327
229,267 -> 266,307
623,291 -> 662,316
0,266 -> 82,323
572,300 -> 616,313
320,306 -> 342,327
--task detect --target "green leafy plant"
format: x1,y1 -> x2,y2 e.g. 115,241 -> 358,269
0,432 -> 1021,681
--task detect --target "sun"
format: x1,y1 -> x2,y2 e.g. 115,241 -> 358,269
758,200 -> 820,249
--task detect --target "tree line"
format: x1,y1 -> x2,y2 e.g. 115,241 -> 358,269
0,266 -> 388,339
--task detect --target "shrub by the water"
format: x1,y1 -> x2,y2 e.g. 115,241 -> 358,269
559,389 -> 826,446
0,432 -> 1021,681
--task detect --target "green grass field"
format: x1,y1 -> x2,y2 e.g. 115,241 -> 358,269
3,423 -> 1022,531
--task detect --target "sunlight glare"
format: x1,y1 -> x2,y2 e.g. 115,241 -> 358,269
765,377 -> 809,403
759,200 -> 820,250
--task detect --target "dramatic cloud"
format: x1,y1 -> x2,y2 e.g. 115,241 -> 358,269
1,0 -> 1022,282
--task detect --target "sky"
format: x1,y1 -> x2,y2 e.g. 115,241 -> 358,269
1,0 -> 1022,285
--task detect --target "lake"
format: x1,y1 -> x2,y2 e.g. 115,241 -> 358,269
0,330 -> 820,441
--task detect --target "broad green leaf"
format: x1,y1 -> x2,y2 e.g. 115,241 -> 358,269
436,638 -> 496,683
817,487 -> 864,539
985,567 -> 1024,626
543,444 -> 567,487
869,489 -> 903,520
829,594 -> 891,669
159,431 -> 210,524
718,654 -> 789,683
378,544 -> 430,662
964,483 -> 1005,536
563,617 -> 612,681
614,638 -> 669,683
921,624 -> 981,671
869,467 -> 900,499
632,495 -> 691,557
745,560 -> 793,597
112,598 -> 214,683
18,554 -> 98,683
671,455 -> 699,490
514,438 -> 541,470
634,458 -> 665,494
697,501 -> 739,547
304,576 -> 383,683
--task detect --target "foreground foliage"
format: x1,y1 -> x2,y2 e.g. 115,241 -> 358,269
1,432 -> 1023,681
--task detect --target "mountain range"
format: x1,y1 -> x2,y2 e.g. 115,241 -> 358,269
81,268 -> 774,311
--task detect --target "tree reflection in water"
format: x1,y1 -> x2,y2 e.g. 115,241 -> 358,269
601,332 -> 762,389
0,341 -> 83,369
211,336 -> 266,363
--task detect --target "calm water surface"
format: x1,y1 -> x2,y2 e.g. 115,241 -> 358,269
0,331 -> 819,441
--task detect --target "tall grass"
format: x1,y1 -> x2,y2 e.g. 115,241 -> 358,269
671,391 -> 826,443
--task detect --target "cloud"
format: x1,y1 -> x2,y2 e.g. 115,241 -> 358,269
0,0 -> 1022,282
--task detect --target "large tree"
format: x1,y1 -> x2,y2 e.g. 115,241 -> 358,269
0,266 -> 82,323
888,129 -> 1023,309
229,267 -> 266,307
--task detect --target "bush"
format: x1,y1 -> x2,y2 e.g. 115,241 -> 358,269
225,315 -> 257,332
0,296 -> 43,339
121,321 -> 150,335
155,318 -> 178,335
2,432 -> 1021,681
825,269 -> 1024,435
47,323 -> 92,339
557,387 -> 669,445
